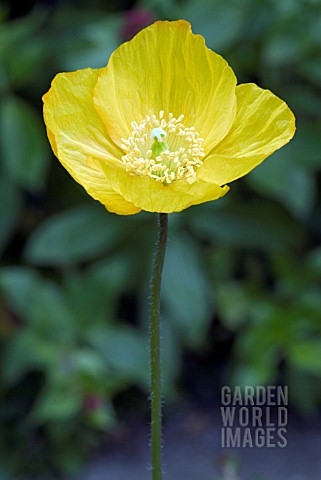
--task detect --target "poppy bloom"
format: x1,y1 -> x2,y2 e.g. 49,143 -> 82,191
43,20 -> 295,215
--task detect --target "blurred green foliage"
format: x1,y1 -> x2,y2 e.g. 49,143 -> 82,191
1,0 -> 321,477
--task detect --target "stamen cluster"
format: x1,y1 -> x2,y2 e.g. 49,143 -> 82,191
121,111 -> 205,185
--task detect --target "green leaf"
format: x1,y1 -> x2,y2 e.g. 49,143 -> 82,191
286,121 -> 321,170
63,271 -> 111,330
88,326 -> 149,386
1,331 -> 50,385
284,86 -> 321,118
0,177 -> 21,254
24,205 -> 125,266
299,56 -> 321,88
85,402 -> 115,431
0,266 -> 76,338
262,16 -> 313,67
71,349 -> 107,380
0,267 -> 40,317
0,9 -> 47,88
189,201 -> 302,250
288,340 -> 321,375
31,386 -> 82,423
231,361 -> 276,387
306,247 -> 321,276
88,254 -> 133,300
27,281 -> 76,340
216,281 -> 252,330
62,254 -> 134,327
246,146 -> 316,219
162,234 -> 213,347
286,366 -> 321,414
181,0 -> 244,51
140,0 -> 181,16
52,12 -> 121,70
0,95 -> 49,190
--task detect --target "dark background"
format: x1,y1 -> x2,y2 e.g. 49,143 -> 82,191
1,0 -> 321,478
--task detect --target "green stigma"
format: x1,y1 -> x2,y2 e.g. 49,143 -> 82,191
151,127 -> 169,159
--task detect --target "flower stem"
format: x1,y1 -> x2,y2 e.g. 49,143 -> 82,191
150,213 -> 168,480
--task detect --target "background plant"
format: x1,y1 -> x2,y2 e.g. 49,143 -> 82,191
1,0 -> 321,478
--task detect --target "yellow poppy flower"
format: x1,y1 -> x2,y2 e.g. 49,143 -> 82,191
43,20 -> 295,215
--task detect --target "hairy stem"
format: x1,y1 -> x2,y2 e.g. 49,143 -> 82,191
150,213 -> 168,480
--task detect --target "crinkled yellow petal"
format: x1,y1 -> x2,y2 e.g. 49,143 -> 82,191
43,68 -> 140,215
94,20 -> 237,154
197,83 -> 296,186
98,161 -> 229,213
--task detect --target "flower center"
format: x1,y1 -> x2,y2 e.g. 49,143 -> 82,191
120,111 -> 205,185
